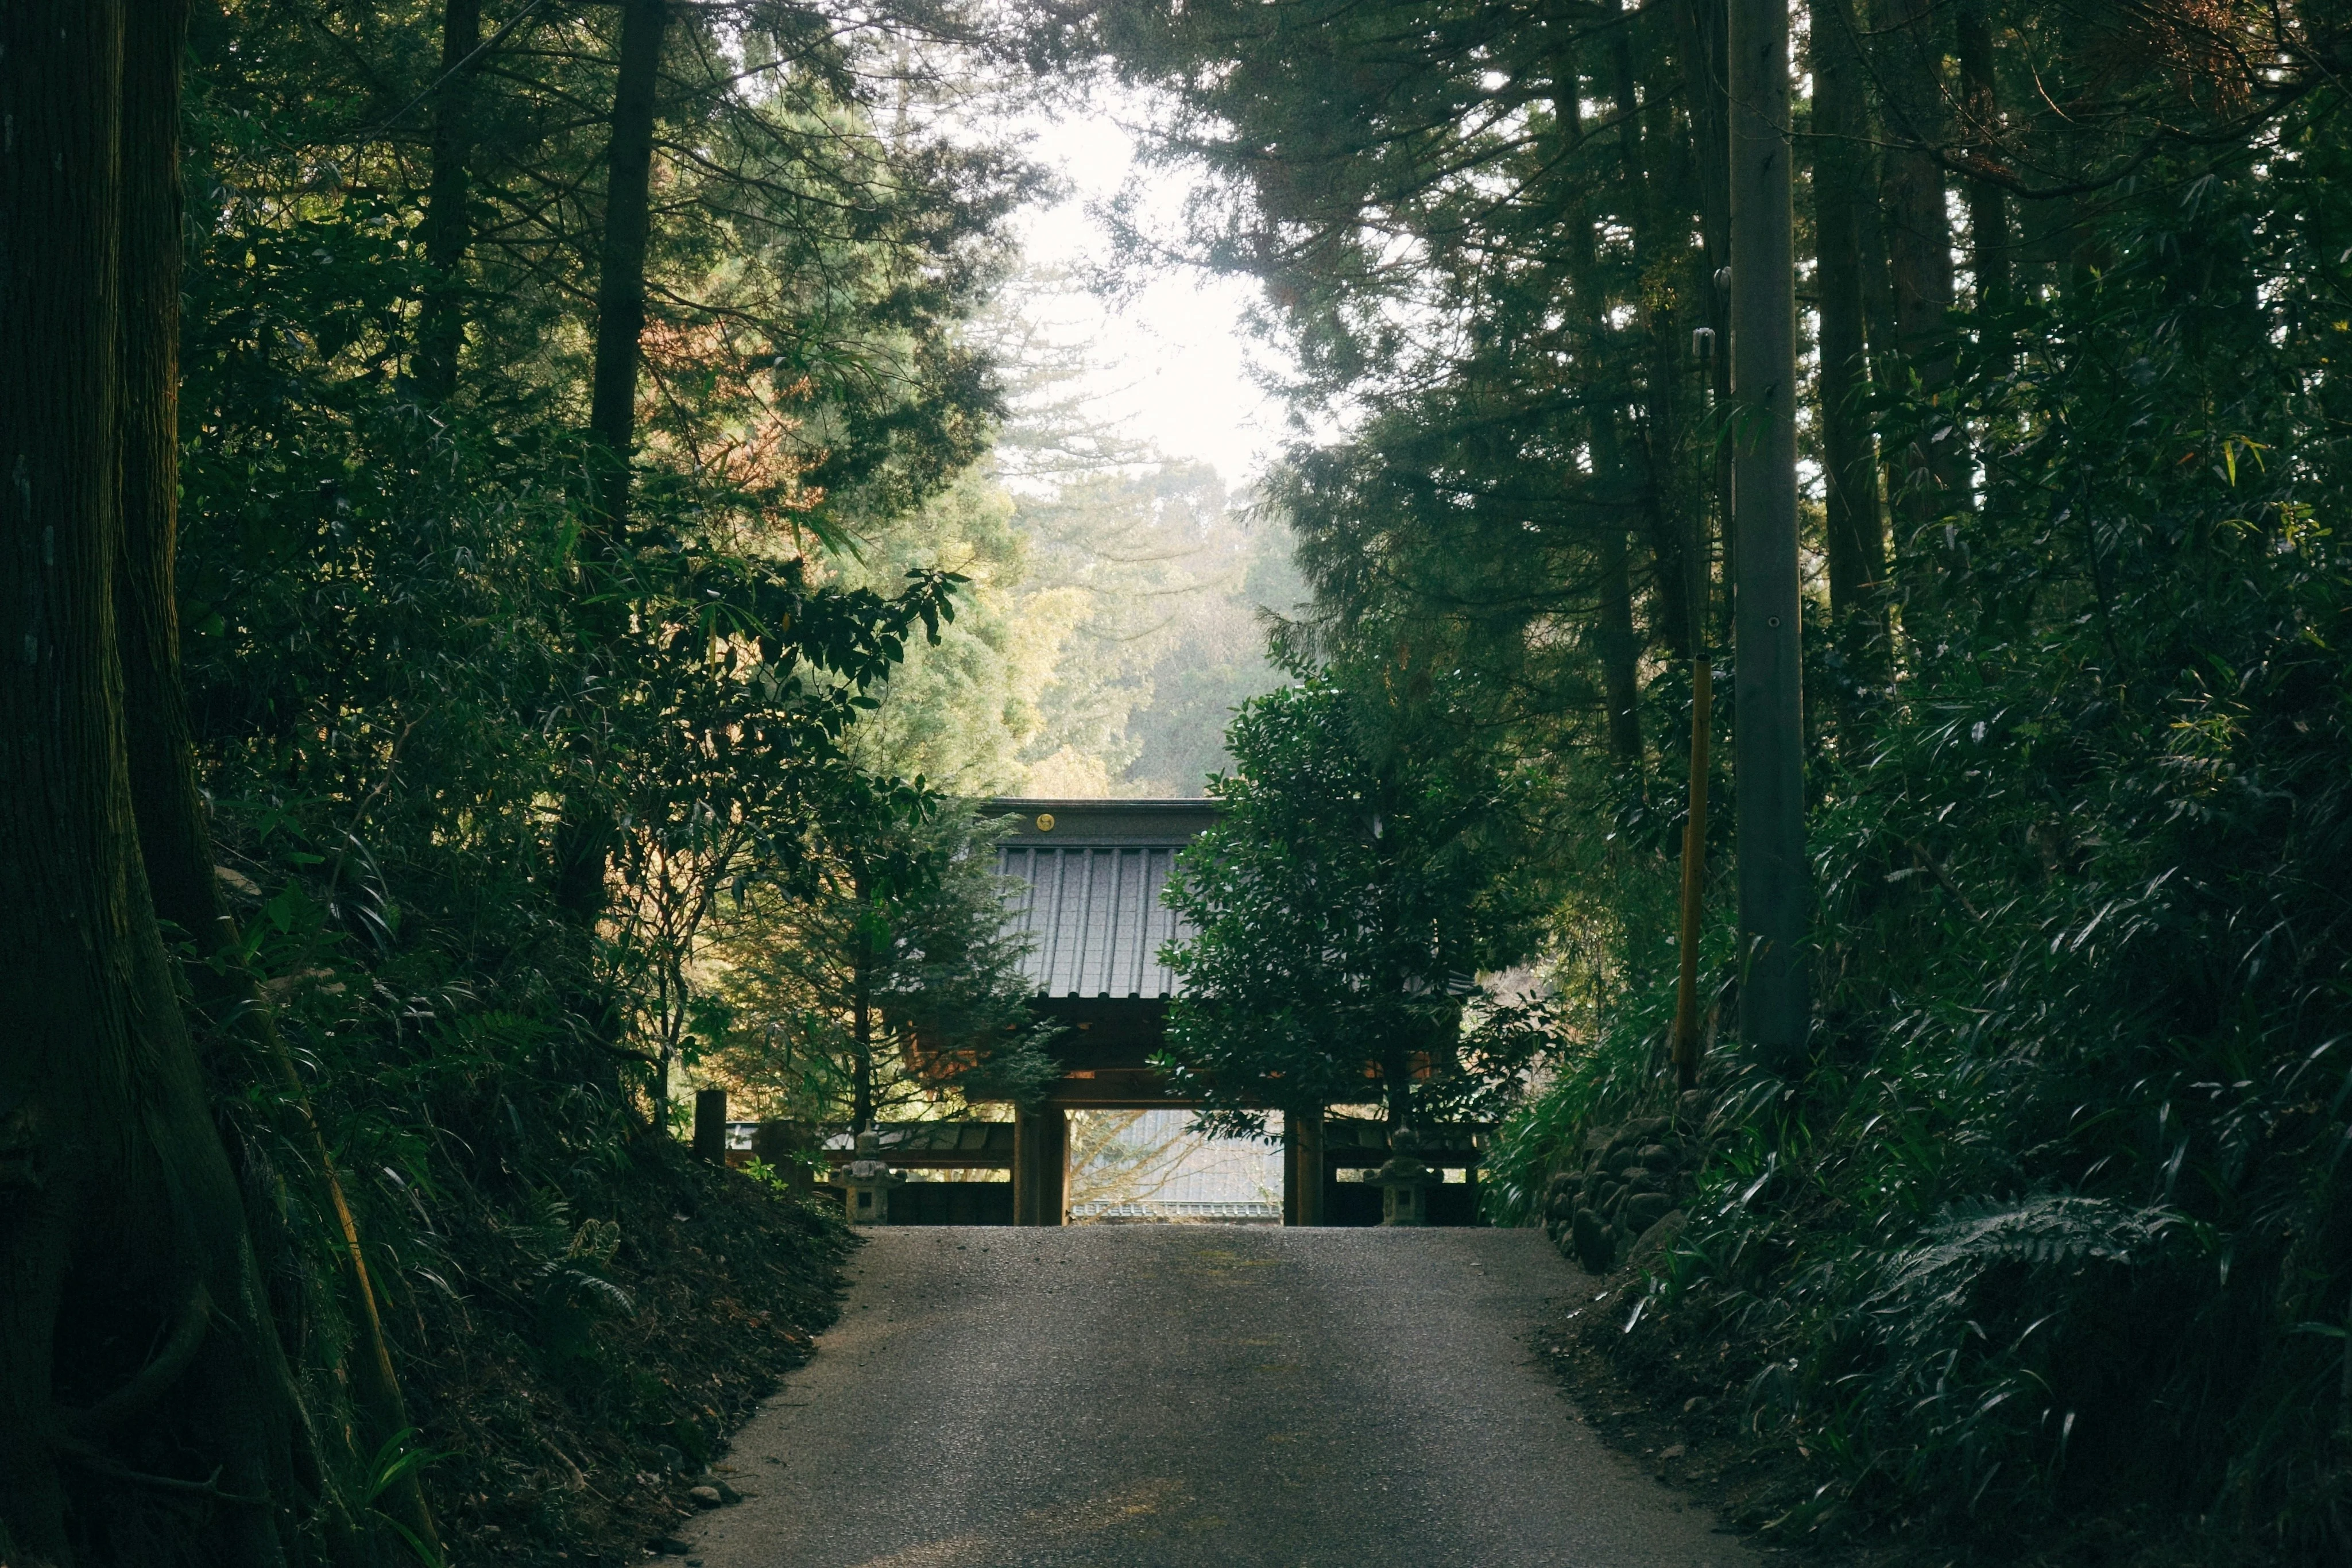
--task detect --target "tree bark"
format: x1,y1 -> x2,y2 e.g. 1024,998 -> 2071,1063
1596,522 -> 1643,768
1675,0 -> 1734,645
1879,0 -> 1954,370
413,0 -> 486,402
1728,0 -> 1809,1072
1608,0 -> 1700,662
1877,0 -> 1964,540
117,0 -> 215,953
1955,0 -> 2010,369
0,8 -> 315,1561
1559,34 -> 1647,774
558,0 -> 670,944
587,0 -> 668,539
1810,0 -> 1888,680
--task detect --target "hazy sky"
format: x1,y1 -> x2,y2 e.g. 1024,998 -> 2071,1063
1007,103 -> 1283,488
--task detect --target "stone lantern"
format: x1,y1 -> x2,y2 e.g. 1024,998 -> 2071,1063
839,1129 -> 900,1226
1363,1125 -> 1441,1226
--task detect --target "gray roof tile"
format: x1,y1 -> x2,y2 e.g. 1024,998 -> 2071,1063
999,843 -> 1192,997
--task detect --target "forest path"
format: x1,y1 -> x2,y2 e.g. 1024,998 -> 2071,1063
680,1225 -> 1754,1568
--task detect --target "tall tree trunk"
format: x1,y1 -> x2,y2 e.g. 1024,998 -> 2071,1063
1810,0 -> 1888,687
1,8 -> 322,1561
1608,0 -> 1700,661
1879,0 -> 1954,369
558,0 -> 669,942
1561,32 -> 1648,775
413,0 -> 485,402
587,0 -> 668,540
118,0 -> 215,951
1676,0 -> 1734,645
1955,0 -> 2010,369
1878,0 -> 1963,543
1649,57 -> 1709,658
1728,0 -> 1809,1072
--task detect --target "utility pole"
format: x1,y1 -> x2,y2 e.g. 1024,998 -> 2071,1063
1728,0 -> 1809,1073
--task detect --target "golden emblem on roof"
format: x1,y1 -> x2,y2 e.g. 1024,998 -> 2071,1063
1034,812 -> 1056,831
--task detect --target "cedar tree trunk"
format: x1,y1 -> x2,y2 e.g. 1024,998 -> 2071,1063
414,0 -> 486,402
1810,0 -> 1889,681
2,7 -> 302,1562
557,0 -> 669,938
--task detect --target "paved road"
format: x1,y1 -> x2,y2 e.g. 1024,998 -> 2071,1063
684,1226 -> 1752,1568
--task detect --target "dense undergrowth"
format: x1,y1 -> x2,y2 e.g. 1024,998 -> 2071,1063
200,859 -> 857,1566
377,1138 -> 849,1564
1486,123 -> 2352,1564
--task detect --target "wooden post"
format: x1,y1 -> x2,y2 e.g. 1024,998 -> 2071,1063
1728,0 -> 1811,1074
1283,1109 -> 1327,1226
1282,1116 -> 1303,1225
752,1120 -> 815,1194
693,1087 -> 727,1163
1672,656 -> 1714,1090
1012,1105 -> 1067,1226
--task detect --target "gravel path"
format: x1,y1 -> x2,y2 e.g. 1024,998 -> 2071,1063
681,1225 -> 1753,1568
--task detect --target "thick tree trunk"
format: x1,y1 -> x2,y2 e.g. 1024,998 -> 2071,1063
1879,0 -> 1954,369
588,0 -> 668,538
1809,0 -> 1888,683
1728,0 -> 1809,1071
117,0 -> 216,952
0,9 -> 311,1562
413,0 -> 486,402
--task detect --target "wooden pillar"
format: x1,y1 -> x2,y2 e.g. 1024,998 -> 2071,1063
1282,1117 -> 1301,1226
692,1087 -> 728,1163
1283,1109 -> 1326,1226
1012,1105 -> 1067,1226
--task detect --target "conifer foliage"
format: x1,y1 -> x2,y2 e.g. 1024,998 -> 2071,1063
1051,0 -> 2352,1554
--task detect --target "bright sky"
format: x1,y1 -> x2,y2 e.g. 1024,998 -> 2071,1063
1007,104 -> 1284,489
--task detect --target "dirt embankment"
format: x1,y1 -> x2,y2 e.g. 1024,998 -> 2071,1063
396,1143 -> 853,1566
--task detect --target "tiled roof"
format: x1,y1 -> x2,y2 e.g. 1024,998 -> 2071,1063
818,1122 -> 1016,1158
999,843 -> 1190,997
984,799 -> 1223,1000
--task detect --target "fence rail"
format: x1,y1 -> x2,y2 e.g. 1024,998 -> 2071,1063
1067,1199 -> 1281,1222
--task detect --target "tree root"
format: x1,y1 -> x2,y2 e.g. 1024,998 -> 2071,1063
51,1436 -> 268,1508
57,1283 -> 211,1435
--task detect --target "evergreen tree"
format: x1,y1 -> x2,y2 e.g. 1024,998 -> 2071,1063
706,801 -> 1059,1132
1161,680 -> 1549,1136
